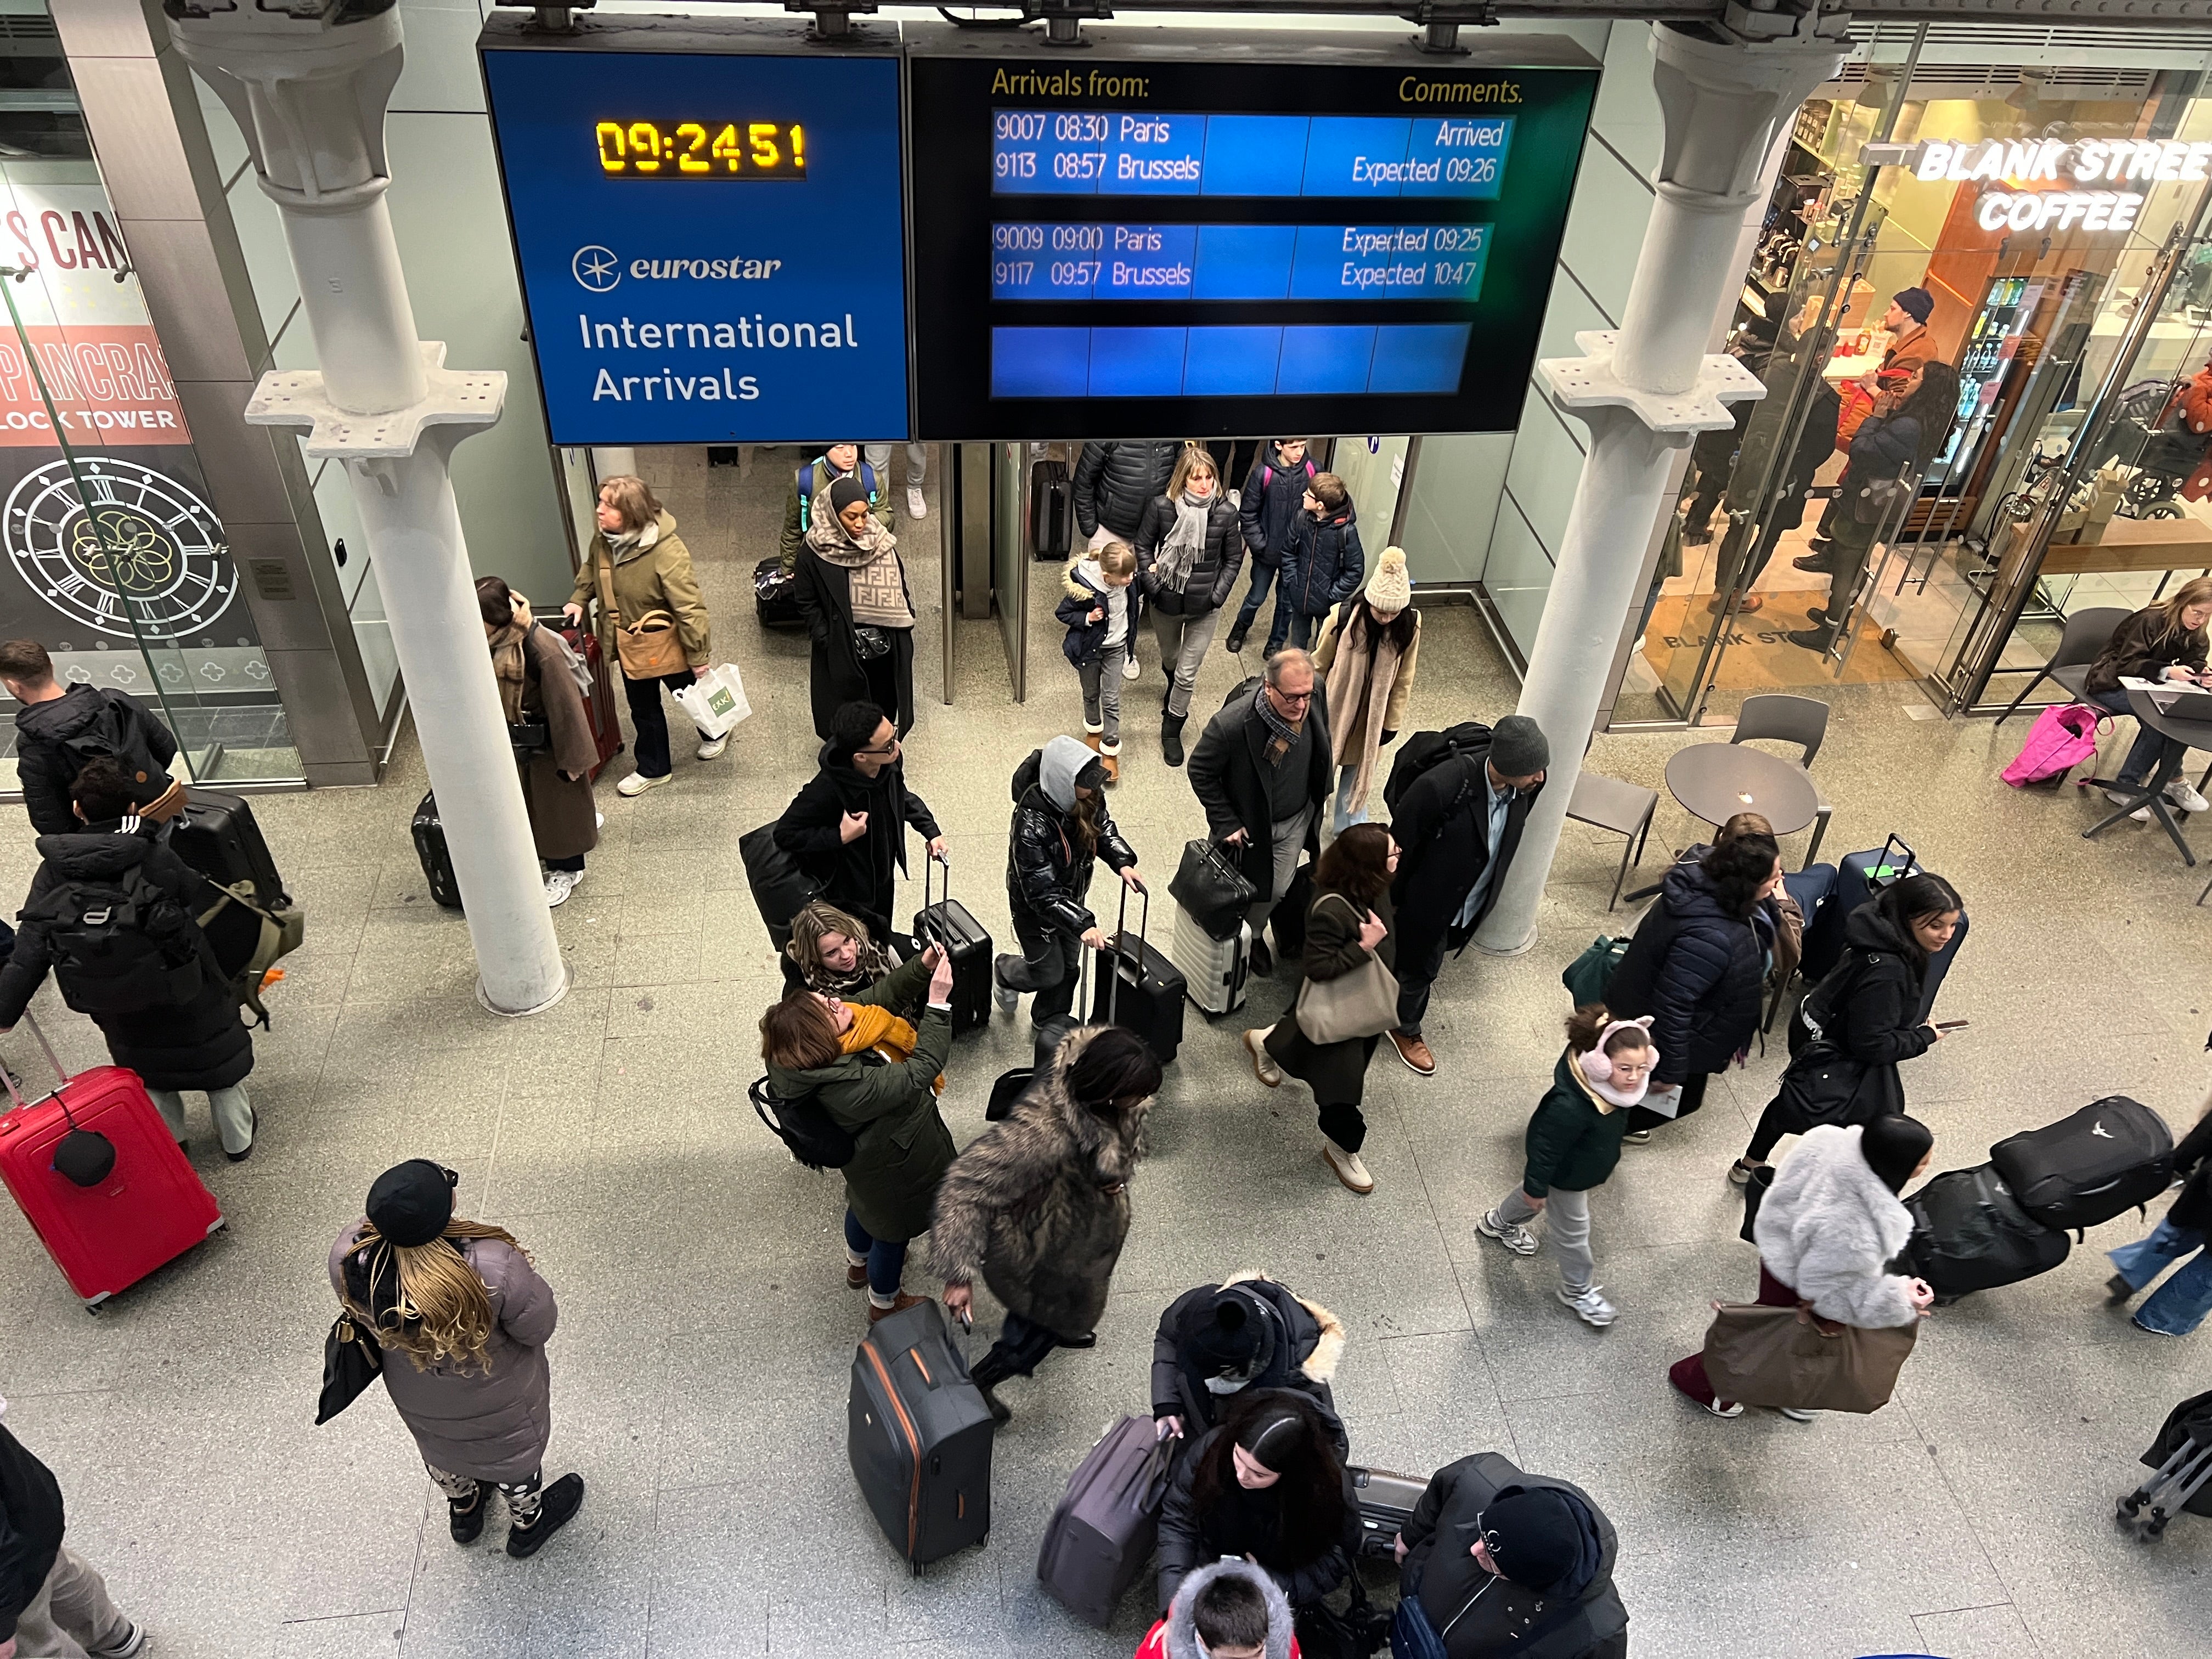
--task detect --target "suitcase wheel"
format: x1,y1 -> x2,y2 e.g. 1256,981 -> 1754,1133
2119,1492 -> 2146,1520
2147,1511 -> 2170,1538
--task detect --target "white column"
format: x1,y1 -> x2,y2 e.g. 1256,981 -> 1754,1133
171,8 -> 566,1015
1475,18 -> 1848,956
591,448 -> 638,481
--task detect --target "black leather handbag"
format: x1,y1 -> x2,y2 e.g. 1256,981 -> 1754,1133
1168,837 -> 1255,941
317,1310 -> 385,1425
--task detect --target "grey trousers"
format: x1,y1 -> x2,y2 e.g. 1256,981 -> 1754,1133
864,441 -> 927,488
1497,1186 -> 1595,1294
1152,607 -> 1220,719
148,1082 -> 252,1156
1247,805 -> 1314,932
1078,641 -> 1127,744
13,1545 -> 133,1659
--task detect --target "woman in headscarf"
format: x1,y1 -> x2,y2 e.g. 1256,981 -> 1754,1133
1668,1115 -> 1935,1420
329,1161 -> 585,1556
794,471 -> 919,740
478,575 -> 599,907
1135,445 -> 1246,767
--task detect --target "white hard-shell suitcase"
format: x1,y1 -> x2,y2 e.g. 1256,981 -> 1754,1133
1168,904 -> 1249,1015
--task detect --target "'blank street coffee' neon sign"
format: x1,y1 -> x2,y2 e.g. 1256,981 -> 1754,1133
1893,137 -> 2212,235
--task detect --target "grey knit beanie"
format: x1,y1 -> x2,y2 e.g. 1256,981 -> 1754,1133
1490,715 -> 1549,778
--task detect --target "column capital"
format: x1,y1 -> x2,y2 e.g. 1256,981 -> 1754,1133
246,341 -> 503,460
1649,17 -> 1851,207
1539,330 -> 1764,439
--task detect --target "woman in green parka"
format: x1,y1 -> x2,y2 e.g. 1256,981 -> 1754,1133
761,945 -> 957,1322
1474,1006 -> 1657,1332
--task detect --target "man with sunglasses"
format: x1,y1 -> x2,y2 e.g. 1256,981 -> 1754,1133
773,699 -> 946,948
1187,649 -> 1335,977
1391,1453 -> 1627,1658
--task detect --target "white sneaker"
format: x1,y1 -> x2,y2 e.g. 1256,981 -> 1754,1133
615,771 -> 669,797
1621,1129 -> 1653,1146
1323,1141 -> 1374,1194
1477,1209 -> 1539,1256
1121,654 -> 1140,681
2131,805 -> 2153,823
2107,787 -> 2141,808
2167,777 -> 2209,812
993,980 -> 1018,1016
544,870 -> 582,907
596,812 -> 605,829
906,484 -> 927,520
1778,1407 -> 1820,1422
1558,1284 -> 1617,1327
1702,1398 -> 1746,1419
697,732 -> 729,761
1243,1027 -> 1282,1087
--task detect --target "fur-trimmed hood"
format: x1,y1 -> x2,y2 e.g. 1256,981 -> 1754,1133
929,1025 -> 1152,1336
1222,1269 -> 1346,1386
1160,1558 -> 1296,1659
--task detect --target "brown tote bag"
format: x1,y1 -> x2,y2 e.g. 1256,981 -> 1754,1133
594,546 -> 689,679
1699,1301 -> 1917,1414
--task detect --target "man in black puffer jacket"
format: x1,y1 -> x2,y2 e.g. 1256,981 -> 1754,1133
0,639 -> 179,837
1602,833 -> 1781,1136
1,1417 -> 145,1657
995,735 -> 1142,1036
1074,439 -> 1184,548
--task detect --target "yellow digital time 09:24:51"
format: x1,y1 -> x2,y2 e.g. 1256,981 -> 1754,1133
594,122 -> 806,178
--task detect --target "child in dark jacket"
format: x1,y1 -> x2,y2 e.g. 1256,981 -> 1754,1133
1231,438 -> 1316,657
1056,540 -> 1137,783
1278,476 -> 1364,651
1477,1008 -> 1656,1329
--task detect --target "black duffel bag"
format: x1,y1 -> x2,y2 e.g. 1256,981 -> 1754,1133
1168,837 -> 1254,941
739,821 -> 823,949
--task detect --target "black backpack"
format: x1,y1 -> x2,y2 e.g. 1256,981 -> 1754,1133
1383,720 -> 1492,812
33,865 -> 205,1015
749,1075 -> 856,1171
58,694 -> 173,799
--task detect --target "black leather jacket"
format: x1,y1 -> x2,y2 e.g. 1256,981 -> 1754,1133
1074,439 -> 1183,540
1003,747 -> 1136,935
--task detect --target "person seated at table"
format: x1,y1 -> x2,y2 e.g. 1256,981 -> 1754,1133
2084,577 -> 2212,820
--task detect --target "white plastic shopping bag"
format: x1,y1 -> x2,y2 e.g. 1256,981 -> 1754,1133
674,662 -> 753,739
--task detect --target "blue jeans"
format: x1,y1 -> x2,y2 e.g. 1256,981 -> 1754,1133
844,1207 -> 909,1300
1331,764 -> 1366,837
2089,686 -> 2172,787
2111,1217 -> 2212,1335
1233,563 -> 1290,653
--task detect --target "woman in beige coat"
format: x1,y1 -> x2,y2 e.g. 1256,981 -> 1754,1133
479,576 -> 599,907
561,473 -> 718,799
1312,544 -> 1421,836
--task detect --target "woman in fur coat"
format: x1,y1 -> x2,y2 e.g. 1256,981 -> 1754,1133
933,1025 -> 1161,1423
1668,1116 -> 1936,1419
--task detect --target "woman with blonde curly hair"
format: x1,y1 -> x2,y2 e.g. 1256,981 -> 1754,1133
328,1160 -> 584,1556
781,898 -> 916,1013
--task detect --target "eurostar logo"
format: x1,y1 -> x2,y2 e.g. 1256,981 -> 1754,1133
572,245 -> 620,292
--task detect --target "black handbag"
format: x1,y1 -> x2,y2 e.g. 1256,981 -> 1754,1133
738,821 -> 824,943
506,720 -> 550,755
1770,1037 -> 1903,1133
1168,837 -> 1255,941
317,1310 -> 385,1425
853,624 -> 891,662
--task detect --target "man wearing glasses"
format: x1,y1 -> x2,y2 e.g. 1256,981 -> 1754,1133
773,699 -> 946,947
1187,649 -> 1335,978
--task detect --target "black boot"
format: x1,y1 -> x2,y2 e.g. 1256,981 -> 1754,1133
505,1474 -> 585,1558
2108,1272 -> 2138,1305
1224,625 -> 1249,654
448,1483 -> 488,1544
1792,551 -> 1838,574
1161,713 -> 1187,768
977,1383 -> 1013,1425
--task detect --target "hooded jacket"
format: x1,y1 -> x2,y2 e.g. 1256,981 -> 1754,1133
566,509 -> 710,672
1005,741 -> 1137,934
1135,1556 -> 1304,1659
0,827 -> 253,1092
13,685 -> 178,837
1134,492 -> 1246,617
0,1422 -> 64,1645
1156,1421 -> 1356,1615
1075,439 -> 1184,540
1057,556 -> 1131,668
929,1025 -> 1150,1338
1238,449 -> 1317,569
1150,1273 -> 1348,1451
1601,860 -> 1772,1086
772,743 -> 940,941
765,953 -> 954,1242
1278,503 -> 1365,619
1754,1124 -> 1919,1328
1803,904 -> 1935,1069
1398,1453 -> 1627,1659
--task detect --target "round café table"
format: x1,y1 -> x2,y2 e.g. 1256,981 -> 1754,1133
2083,685 -> 2212,868
1664,742 -> 1821,837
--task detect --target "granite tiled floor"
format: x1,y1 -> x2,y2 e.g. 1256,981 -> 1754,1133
2,445 -> 2208,1658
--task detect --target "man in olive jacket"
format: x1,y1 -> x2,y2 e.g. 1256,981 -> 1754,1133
1185,651 -> 1333,976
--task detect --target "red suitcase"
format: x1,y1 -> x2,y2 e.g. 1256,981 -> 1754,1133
548,618 -> 624,780
0,1018 -> 224,1308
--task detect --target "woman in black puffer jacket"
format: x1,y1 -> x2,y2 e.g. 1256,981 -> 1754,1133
993,735 -> 1144,1041
1603,831 -> 1783,1138
1135,446 -> 1246,766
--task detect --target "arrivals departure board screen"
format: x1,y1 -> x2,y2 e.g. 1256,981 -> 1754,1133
910,38 -> 1599,439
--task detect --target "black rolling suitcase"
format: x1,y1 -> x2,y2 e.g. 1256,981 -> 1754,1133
849,1298 -> 994,1571
173,788 -> 291,909
1090,885 -> 1185,1064
1798,834 -> 1968,1019
754,554 -> 806,630
2121,1390 -> 2212,1537
1905,1162 -> 2071,1300
1030,459 -> 1073,560
1990,1096 -> 2175,1234
912,859 -> 992,1036
411,792 -> 462,910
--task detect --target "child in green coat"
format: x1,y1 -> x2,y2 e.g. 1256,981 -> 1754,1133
1476,1007 -> 1656,1329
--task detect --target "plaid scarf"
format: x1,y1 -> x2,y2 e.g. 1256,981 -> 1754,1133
1254,682 -> 1304,766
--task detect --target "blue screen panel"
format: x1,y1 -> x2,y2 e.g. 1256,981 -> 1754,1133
992,328 -> 1090,397
1201,115 -> 1313,196
1192,224 -> 1296,300
1087,328 -> 1188,397
1098,224 -> 1196,298
1300,117 -> 1411,198
1107,114 -> 1207,195
1276,326 -> 1377,394
1367,324 -> 1471,394
1183,327 -> 1284,397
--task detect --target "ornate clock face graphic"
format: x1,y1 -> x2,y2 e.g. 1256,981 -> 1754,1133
5,458 -> 236,642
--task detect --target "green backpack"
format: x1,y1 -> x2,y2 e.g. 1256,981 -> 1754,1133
1561,934 -> 1628,1009
195,880 -> 305,1028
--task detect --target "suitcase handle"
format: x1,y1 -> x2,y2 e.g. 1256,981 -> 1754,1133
1111,878 -> 1151,954
921,841 -> 952,917
1868,832 -> 1917,888
1,1012 -> 75,1123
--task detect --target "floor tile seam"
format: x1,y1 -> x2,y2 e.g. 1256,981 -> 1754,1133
1906,1600 -> 2022,1620
276,1607 -> 409,1626
1896,1392 -> 2036,1609
1389,1101 -> 1516,1441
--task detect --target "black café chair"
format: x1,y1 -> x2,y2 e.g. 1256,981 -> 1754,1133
1729,693 -> 1833,867
1993,606 -> 2128,726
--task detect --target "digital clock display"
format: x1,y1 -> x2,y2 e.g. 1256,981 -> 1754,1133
595,120 -> 806,177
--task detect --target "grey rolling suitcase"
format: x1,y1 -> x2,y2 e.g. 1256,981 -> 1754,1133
1036,1414 -> 1174,1626
848,1299 -> 994,1572
1168,902 -> 1249,1016
1350,1465 -> 1428,1558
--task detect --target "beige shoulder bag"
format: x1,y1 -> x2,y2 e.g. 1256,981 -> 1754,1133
1293,893 -> 1400,1045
